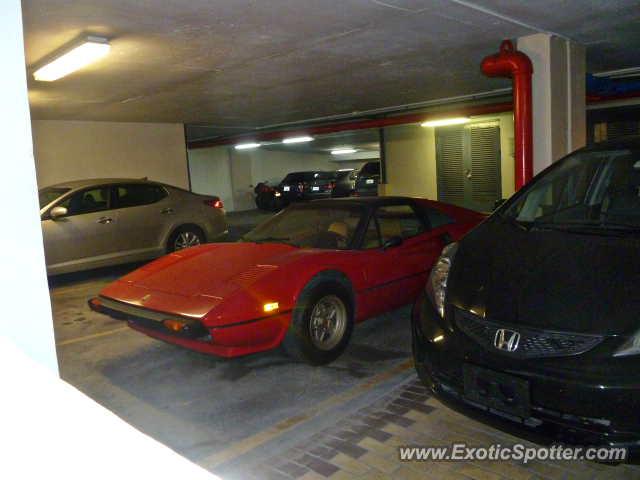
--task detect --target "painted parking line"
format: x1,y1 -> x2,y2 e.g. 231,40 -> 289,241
56,326 -> 130,346
198,357 -> 415,471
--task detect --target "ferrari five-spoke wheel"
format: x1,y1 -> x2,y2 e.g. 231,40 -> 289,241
309,295 -> 347,350
167,226 -> 205,253
282,278 -> 354,365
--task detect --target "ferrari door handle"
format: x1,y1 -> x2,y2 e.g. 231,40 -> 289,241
97,217 -> 113,224
160,208 -> 174,214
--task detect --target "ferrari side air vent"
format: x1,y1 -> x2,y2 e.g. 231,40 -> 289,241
227,265 -> 277,286
139,254 -> 183,273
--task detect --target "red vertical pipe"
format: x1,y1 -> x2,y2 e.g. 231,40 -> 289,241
480,40 -> 533,190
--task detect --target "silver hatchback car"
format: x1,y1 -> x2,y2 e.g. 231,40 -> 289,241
39,178 -> 228,275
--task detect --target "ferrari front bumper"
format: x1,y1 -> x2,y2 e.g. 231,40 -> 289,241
88,296 -> 293,357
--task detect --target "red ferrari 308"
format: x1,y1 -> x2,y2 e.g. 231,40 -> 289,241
89,197 -> 486,364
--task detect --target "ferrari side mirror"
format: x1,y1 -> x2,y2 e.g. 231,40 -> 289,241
381,236 -> 403,252
492,199 -> 507,211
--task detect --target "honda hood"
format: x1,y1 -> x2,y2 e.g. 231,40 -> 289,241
448,217 -> 640,335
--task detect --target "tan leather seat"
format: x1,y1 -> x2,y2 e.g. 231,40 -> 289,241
379,218 -> 401,241
327,221 -> 349,248
328,221 -> 348,238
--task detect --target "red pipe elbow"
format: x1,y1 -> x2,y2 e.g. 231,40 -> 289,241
481,40 -> 534,190
480,40 -> 533,79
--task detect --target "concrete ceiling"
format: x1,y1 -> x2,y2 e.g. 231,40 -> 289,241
22,0 -> 640,144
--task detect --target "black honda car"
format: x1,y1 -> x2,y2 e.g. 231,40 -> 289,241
412,136 -> 640,450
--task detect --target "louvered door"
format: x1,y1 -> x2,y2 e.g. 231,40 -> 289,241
436,122 -> 502,212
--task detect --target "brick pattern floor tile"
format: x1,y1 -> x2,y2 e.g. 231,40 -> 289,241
236,375 -> 636,480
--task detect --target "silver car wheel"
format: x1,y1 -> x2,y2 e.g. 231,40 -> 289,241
309,295 -> 347,351
174,231 -> 201,250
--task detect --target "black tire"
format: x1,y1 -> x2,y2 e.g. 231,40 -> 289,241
166,225 -> 206,254
266,194 -> 278,212
282,278 -> 354,365
273,197 -> 286,212
255,194 -> 268,210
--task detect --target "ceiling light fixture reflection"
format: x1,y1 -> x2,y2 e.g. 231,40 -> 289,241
421,117 -> 470,127
282,136 -> 314,144
33,36 -> 110,81
235,143 -> 260,149
331,149 -> 357,155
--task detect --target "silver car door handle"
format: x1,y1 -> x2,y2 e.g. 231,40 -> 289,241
160,208 -> 174,214
97,217 -> 113,224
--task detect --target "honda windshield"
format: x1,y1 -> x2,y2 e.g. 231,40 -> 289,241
503,145 -> 640,231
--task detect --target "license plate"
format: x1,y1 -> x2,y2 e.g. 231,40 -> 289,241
463,364 -> 530,417
312,186 -> 319,191
366,179 -> 374,184
283,186 -> 290,191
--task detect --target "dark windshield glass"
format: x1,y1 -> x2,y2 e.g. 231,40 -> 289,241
241,203 -> 366,249
360,162 -> 380,175
39,187 -> 71,209
281,172 -> 326,183
504,147 -> 640,228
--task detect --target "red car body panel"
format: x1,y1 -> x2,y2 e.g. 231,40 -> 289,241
93,198 -> 487,357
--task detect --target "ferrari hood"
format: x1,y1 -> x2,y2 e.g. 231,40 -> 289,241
122,243 -> 302,298
449,218 -> 640,335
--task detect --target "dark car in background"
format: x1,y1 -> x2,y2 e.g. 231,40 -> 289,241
412,136 -> 640,450
353,161 -> 380,197
330,169 -> 359,198
275,171 -> 337,207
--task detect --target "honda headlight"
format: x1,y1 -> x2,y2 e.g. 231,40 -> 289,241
614,331 -> 640,357
426,243 -> 458,317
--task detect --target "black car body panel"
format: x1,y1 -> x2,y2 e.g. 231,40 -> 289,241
354,161 -> 380,197
412,136 -> 640,449
330,169 -> 358,198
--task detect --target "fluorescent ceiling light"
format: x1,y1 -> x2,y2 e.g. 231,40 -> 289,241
421,117 -> 470,127
235,143 -> 260,149
282,136 -> 314,144
33,36 -> 110,81
331,149 -> 357,155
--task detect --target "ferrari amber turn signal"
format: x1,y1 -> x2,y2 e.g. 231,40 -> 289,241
162,319 -> 186,332
264,302 -> 279,312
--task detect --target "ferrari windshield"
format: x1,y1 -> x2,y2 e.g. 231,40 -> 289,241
504,146 -> 640,229
242,203 -> 366,249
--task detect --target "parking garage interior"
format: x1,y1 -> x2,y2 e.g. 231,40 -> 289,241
3,1 -> 640,479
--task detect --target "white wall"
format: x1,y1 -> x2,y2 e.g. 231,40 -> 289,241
382,124 -> 438,199
31,120 -> 189,189
0,0 -> 58,374
188,147 -> 233,208
381,112 -> 516,201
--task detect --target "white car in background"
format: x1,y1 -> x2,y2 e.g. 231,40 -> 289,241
39,178 -> 227,275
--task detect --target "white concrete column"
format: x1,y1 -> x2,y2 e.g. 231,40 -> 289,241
0,1 -> 58,373
518,34 -> 586,174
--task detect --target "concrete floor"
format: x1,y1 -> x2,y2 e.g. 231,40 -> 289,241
49,208 -> 640,480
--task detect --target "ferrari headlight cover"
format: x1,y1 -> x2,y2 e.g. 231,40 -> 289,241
426,243 -> 458,317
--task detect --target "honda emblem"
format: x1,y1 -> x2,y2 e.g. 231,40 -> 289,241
494,329 -> 521,352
